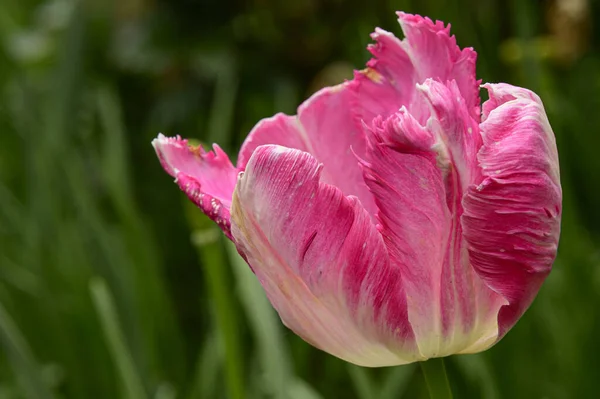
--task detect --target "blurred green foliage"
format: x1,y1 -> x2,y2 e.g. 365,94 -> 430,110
1,0 -> 599,398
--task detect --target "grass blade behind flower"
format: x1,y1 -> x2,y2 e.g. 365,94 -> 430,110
90,278 -> 148,399
0,300 -> 54,399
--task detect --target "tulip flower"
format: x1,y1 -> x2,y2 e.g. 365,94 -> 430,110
153,12 -> 561,367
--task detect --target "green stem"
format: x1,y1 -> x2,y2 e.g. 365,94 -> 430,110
420,358 -> 453,399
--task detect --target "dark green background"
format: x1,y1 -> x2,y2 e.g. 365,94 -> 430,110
1,0 -> 599,398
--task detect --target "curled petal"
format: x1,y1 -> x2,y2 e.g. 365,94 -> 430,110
398,12 -> 481,121
369,106 -> 435,152
152,134 -> 237,237
352,29 -> 415,123
237,84 -> 378,217
417,78 -> 483,187
230,145 -> 419,366
462,84 -> 562,339
352,13 -> 481,127
237,113 -> 307,169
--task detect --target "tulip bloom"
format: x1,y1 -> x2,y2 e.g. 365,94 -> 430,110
153,12 -> 561,366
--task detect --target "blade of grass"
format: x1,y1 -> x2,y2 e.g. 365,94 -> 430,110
186,331 -> 223,399
226,240 -> 294,397
96,83 -> 135,212
347,365 -> 376,399
226,241 -> 325,399
154,383 -> 176,399
187,220 -> 244,399
288,378 -> 324,399
0,300 -> 54,399
90,277 -> 148,399
379,364 -> 416,399
452,356 -> 499,399
420,358 -> 453,399
205,52 -> 238,149
0,183 -> 25,237
64,151 -> 145,368
0,256 -> 39,296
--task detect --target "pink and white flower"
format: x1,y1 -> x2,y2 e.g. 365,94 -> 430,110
153,12 -> 562,366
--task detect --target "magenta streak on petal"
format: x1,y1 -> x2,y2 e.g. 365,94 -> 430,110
152,134 -> 238,238
231,145 -> 420,366
462,84 -> 562,340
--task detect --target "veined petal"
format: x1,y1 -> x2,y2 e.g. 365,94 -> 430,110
230,145 -> 420,366
353,13 -> 480,127
152,134 -> 237,237
237,113 -> 308,169
362,109 -> 505,358
238,84 -> 377,217
352,29 -> 415,123
462,84 -> 562,339
398,12 -> 481,121
417,79 -> 482,188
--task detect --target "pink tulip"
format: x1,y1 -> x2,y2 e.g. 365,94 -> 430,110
153,12 -> 561,366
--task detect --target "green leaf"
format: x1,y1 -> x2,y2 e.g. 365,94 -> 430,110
226,240 -> 294,397
347,365 -> 376,399
0,300 -> 54,399
89,277 -> 148,399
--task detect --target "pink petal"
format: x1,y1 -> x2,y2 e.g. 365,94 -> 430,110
417,78 -> 483,187
237,84 -> 378,217
353,13 -> 480,127
352,29 -> 415,123
462,84 -> 562,339
230,145 -> 420,366
362,100 -> 504,357
236,113 -> 308,169
398,12 -> 481,121
152,134 -> 238,238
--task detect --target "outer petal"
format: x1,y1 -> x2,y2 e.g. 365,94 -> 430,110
152,134 -> 237,238
237,84 -> 378,217
230,145 -> 420,366
361,87 -> 505,357
462,84 -> 562,339
353,13 -> 480,127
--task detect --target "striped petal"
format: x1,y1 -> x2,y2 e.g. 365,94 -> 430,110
152,134 -> 237,238
462,84 -> 562,339
230,145 -> 420,366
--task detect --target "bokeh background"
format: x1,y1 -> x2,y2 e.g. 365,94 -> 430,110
1,0 -> 599,398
